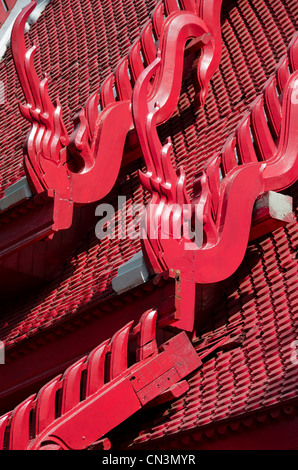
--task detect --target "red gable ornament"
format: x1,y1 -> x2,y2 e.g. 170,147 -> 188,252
11,0 -> 298,335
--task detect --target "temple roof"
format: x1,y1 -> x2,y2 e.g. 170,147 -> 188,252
0,0 -> 297,450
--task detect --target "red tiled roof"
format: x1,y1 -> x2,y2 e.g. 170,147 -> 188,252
0,0 -> 158,197
0,0 -> 297,348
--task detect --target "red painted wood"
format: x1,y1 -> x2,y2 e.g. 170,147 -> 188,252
0,313 -> 202,450
0,280 -> 176,415
135,28 -> 298,331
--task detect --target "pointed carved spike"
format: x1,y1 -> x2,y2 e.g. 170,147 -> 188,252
24,154 -> 46,193
147,197 -> 169,260
276,57 -> 290,94
133,57 -> 162,179
49,108 -> 62,164
49,102 -> 68,161
141,22 -> 157,65
175,167 -> 188,208
19,103 -> 32,121
150,176 -> 162,195
152,3 -> 165,39
141,195 -> 167,274
33,120 -> 46,161
145,106 -> 166,180
164,0 -> 181,15
85,340 -> 109,397
180,0 -> 196,12
169,185 -> 185,238
204,156 -> 221,217
100,75 -> 116,108
55,98 -> 69,146
108,321 -> 134,381
40,75 -> 56,119
69,108 -> 89,152
29,107 -> 41,122
221,135 -> 238,174
193,169 -> 206,199
61,358 -> 87,415
138,170 -> 154,193
160,183 -> 176,204
9,395 -> 35,450
39,77 -> 58,157
263,72 -> 298,191
115,58 -> 133,101
34,375 -> 62,435
68,107 -> 93,171
129,40 -> 145,85
159,199 -> 173,239
136,309 -> 158,361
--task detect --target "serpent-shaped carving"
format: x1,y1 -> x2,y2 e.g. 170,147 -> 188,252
3,0 -> 298,450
